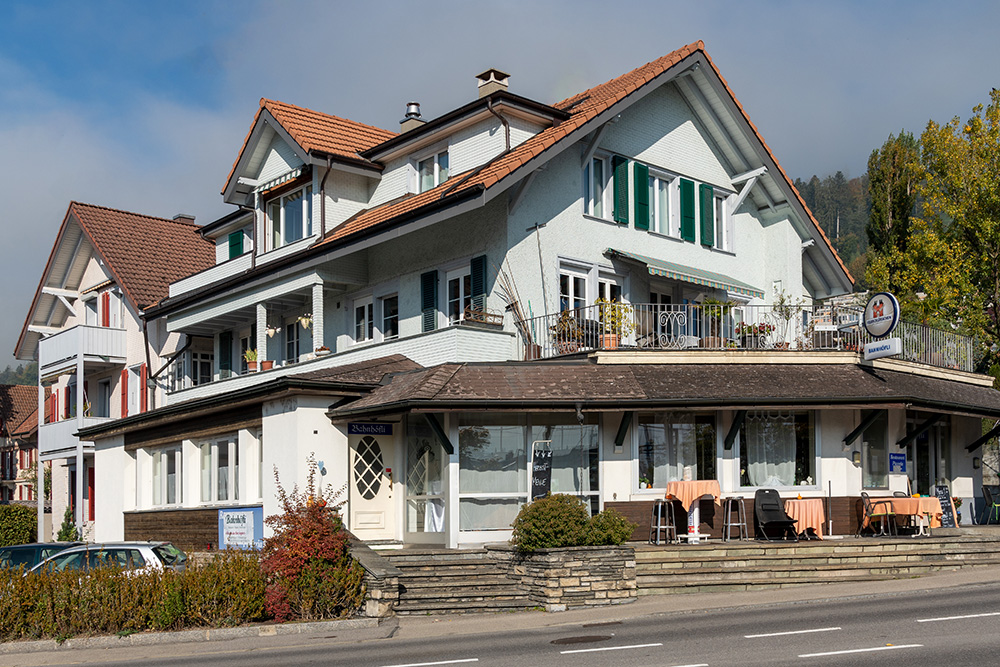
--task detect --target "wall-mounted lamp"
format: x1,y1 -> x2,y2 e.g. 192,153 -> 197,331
974,457 -> 982,470
852,451 -> 862,466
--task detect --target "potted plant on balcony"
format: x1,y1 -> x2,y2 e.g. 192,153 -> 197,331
315,345 -> 331,356
773,290 -> 800,349
244,348 -> 258,372
700,298 -> 734,348
595,298 -> 635,349
735,321 -> 775,349
551,311 -> 583,354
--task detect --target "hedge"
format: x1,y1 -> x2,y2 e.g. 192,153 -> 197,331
0,504 -> 36,547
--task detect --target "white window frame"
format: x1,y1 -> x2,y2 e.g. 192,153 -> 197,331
266,185 -> 313,250
380,294 -> 399,341
648,169 -> 679,237
446,268 -> 472,324
285,321 -> 301,363
714,193 -> 735,253
199,437 -> 240,504
416,149 -> 449,193
559,264 -> 589,313
354,297 -> 374,343
127,365 -> 142,415
84,297 -> 98,326
191,351 -> 214,386
152,447 -> 182,507
583,155 -> 612,220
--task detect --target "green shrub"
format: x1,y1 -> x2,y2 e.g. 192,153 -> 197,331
510,494 -> 590,552
510,495 -> 638,552
587,508 -> 637,545
56,506 -> 77,542
0,504 -> 36,546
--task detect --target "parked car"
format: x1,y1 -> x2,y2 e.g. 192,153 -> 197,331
0,542 -> 81,571
27,542 -> 188,575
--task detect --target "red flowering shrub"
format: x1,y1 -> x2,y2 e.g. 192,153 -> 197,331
261,455 -> 365,621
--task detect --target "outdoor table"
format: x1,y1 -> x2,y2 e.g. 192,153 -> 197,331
665,480 -> 721,543
784,498 -> 825,539
866,496 -> 946,535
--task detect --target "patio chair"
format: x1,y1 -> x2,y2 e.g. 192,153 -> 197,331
980,486 -> 1000,525
753,489 -> 798,541
859,492 -> 896,536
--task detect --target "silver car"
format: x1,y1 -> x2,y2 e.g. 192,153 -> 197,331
27,541 -> 187,575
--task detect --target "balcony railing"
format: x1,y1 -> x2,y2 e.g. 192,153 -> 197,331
38,324 -> 127,378
515,303 -> 975,372
39,416 -> 113,457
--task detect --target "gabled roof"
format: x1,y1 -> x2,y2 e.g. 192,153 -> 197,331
0,384 -> 37,438
223,98 -> 397,197
15,202 -> 216,360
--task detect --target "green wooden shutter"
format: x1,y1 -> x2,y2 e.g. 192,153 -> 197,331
680,178 -> 696,241
228,231 -> 243,259
421,270 -> 439,332
612,156 -> 629,224
219,332 -> 232,376
633,163 -> 650,231
700,184 -> 715,247
470,255 -> 487,311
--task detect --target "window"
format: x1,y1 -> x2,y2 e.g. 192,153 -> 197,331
637,413 -> 716,488
559,269 -> 587,312
152,448 -> 181,506
713,194 -> 734,252
355,299 -> 374,342
192,352 -> 213,386
739,411 -> 816,488
200,438 -> 239,503
447,269 -> 472,324
95,380 -> 110,418
458,414 -> 527,531
598,276 -> 622,303
240,335 -> 251,374
85,298 -> 98,326
171,356 -> 186,392
648,172 -> 678,236
583,156 -> 609,219
285,322 -> 300,363
381,295 -> 399,340
861,410 -> 889,489
266,185 -> 313,250
228,230 -> 244,260
417,151 -> 449,192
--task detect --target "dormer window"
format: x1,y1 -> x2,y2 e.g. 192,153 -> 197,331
418,151 -> 449,192
266,185 -> 313,250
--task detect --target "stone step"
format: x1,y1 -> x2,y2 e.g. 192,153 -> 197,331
395,598 -> 534,615
633,541 -> 1000,562
636,549 -> 1000,571
393,562 -> 501,574
396,587 -> 527,601
400,576 -> 518,590
638,574 -> 902,596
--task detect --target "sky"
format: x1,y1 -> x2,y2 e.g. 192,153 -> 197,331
2,0 -> 999,369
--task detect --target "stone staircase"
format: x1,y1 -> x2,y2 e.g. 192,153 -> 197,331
636,534 -> 1000,595
382,548 -> 534,615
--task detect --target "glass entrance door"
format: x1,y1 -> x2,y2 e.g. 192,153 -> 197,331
906,416 -> 950,495
404,417 -> 445,542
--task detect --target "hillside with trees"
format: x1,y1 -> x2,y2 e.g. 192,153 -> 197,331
793,172 -> 869,285
0,362 -> 36,386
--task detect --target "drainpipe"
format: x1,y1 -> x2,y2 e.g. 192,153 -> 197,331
142,318 -> 153,411
251,191 -> 259,272
318,156 -> 333,242
487,98 -> 510,152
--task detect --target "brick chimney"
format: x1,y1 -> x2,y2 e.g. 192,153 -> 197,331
476,68 -> 510,98
399,102 -> 425,133
172,213 -> 196,224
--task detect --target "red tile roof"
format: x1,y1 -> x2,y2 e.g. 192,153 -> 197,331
309,41 -> 850,283
70,202 -> 216,310
223,99 -> 397,195
0,384 -> 37,438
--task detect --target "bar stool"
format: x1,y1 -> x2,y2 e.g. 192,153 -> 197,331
723,496 -> 748,541
649,498 -> 677,545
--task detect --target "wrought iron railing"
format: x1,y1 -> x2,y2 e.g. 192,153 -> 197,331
516,303 -> 975,372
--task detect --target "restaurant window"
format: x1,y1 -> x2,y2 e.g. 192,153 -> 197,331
861,410 -> 889,489
152,447 -> 181,506
637,413 -> 716,489
458,414 -> 527,531
200,437 -> 239,503
739,411 -> 816,488
530,414 -> 600,516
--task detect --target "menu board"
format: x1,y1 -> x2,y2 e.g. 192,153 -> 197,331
934,485 -> 957,528
531,446 -> 552,500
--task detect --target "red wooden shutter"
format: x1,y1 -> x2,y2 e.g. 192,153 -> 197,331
87,467 -> 95,521
139,364 -> 147,414
101,292 -> 110,327
63,387 -> 70,419
52,392 -> 58,422
120,369 -> 128,418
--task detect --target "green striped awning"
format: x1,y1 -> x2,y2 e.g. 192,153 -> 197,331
605,248 -> 765,299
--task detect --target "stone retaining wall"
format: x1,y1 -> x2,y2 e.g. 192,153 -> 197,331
488,544 -> 636,612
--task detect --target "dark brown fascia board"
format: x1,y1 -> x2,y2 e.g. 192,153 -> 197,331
328,396 -> 1000,421
198,208 -> 255,239
360,91 -> 570,161
144,184 -> 484,320
77,377 -> 373,440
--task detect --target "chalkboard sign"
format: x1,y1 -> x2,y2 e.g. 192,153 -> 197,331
934,485 -> 957,528
531,445 -> 552,500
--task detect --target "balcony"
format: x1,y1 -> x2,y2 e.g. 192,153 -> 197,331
167,323 -> 516,404
517,303 -> 976,372
39,416 -> 113,458
38,324 -> 126,380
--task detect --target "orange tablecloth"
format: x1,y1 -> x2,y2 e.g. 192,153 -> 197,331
867,497 -> 945,528
665,480 -> 721,511
784,498 -> 826,539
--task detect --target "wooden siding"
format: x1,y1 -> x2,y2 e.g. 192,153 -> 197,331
124,405 -> 261,451
124,507 -> 234,552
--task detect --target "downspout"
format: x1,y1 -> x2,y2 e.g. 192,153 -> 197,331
251,191 -> 259,272
315,156 -> 333,245
141,317 -> 153,411
439,101 -> 512,200
487,98 -> 510,152
150,334 -> 192,381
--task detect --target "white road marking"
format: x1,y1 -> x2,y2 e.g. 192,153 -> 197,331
745,626 -> 841,638
799,644 -> 923,658
559,642 -> 664,655
917,611 -> 1000,623
382,659 -> 479,667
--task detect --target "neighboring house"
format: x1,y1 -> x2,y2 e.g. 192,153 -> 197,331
14,202 -> 215,539
65,41 -> 1000,550
0,384 -> 41,504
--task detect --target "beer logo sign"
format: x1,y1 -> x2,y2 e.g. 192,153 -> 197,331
863,292 -> 900,338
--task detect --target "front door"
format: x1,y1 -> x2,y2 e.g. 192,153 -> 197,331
404,418 -> 446,544
349,432 -> 396,541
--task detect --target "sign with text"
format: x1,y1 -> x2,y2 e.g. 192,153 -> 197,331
530,442 -> 553,501
218,507 -> 264,550
349,422 -> 393,436
889,452 -> 907,473
863,292 -> 900,338
864,337 -> 902,361
934,485 -> 958,528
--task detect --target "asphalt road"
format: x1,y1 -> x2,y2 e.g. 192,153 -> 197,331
12,582 -> 1000,667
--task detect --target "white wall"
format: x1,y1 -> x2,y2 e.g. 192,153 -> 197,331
93,435 -> 128,542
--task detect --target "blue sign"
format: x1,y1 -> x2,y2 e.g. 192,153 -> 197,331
349,422 -> 393,436
218,506 -> 264,550
889,452 -> 907,473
